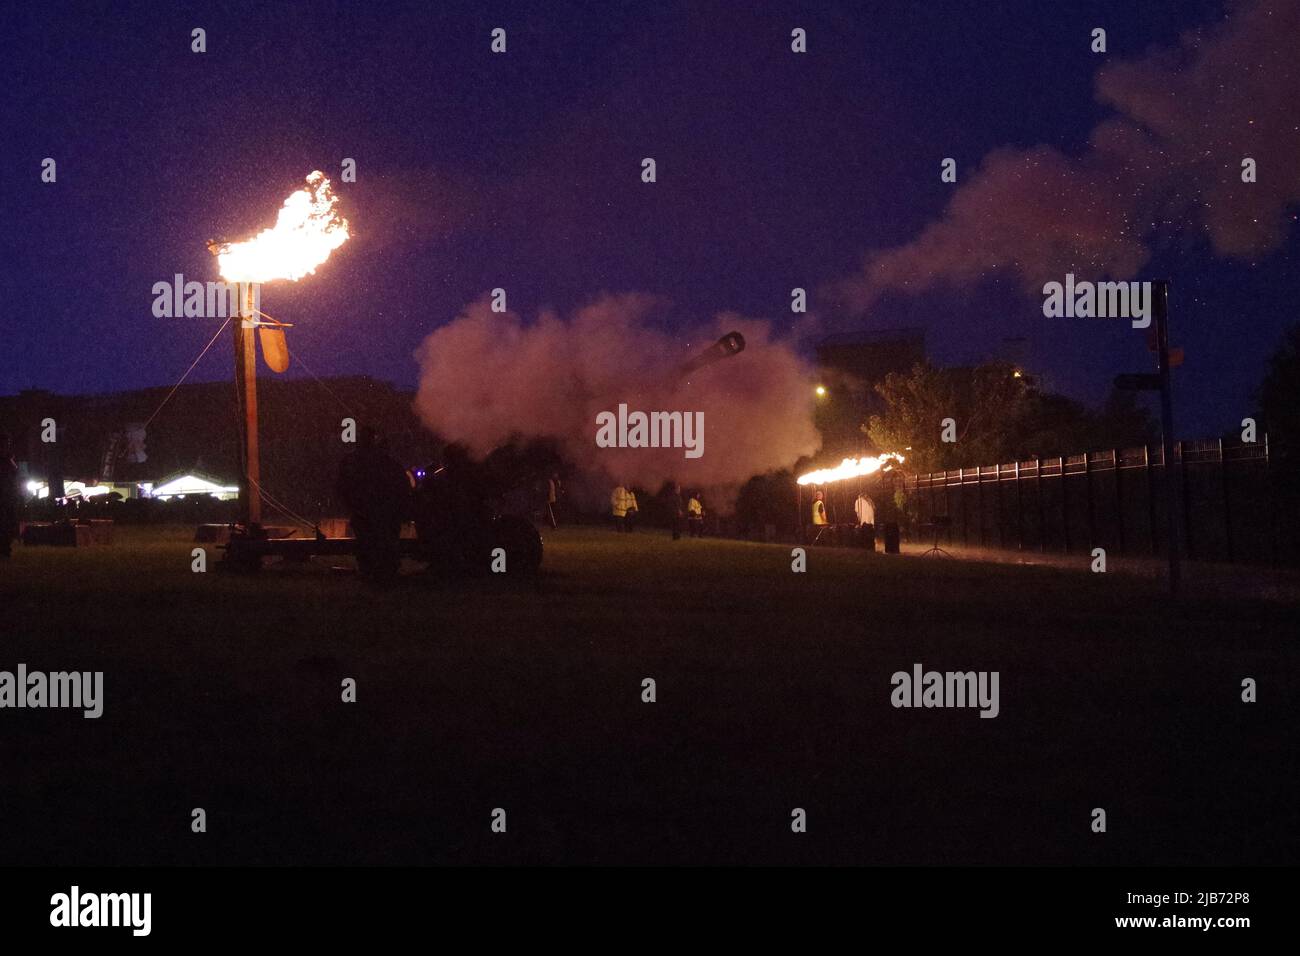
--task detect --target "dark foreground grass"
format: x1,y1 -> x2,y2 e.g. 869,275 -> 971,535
1,525 -> 1295,865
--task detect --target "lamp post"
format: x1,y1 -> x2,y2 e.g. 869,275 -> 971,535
1114,279 -> 1180,595
1152,280 -> 1180,595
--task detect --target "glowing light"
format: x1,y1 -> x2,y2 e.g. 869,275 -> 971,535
815,385 -> 827,397
152,474 -> 240,500
215,171 -> 350,283
28,480 -> 115,499
797,453 -> 905,486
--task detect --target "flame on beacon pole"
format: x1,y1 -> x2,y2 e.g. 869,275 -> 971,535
214,171 -> 350,283
210,171 -> 348,532
797,453 -> 904,486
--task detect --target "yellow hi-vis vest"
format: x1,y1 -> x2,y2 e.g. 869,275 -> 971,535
687,497 -> 702,517
812,500 -> 828,525
611,487 -> 628,517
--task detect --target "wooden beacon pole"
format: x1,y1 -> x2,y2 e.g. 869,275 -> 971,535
234,281 -> 261,527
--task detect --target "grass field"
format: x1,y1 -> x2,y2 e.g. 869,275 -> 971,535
1,524 -> 1295,865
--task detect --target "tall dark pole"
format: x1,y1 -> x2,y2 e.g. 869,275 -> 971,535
1153,280 -> 1180,595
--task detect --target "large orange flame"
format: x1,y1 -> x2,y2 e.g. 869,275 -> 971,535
797,453 -> 904,486
216,171 -> 349,283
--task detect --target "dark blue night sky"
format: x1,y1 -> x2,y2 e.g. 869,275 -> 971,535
5,0 -> 1297,438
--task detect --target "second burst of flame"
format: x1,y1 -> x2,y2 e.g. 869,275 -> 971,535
797,453 -> 904,486
216,171 -> 350,283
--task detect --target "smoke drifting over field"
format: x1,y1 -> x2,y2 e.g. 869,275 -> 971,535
413,294 -> 820,499
841,0 -> 1300,310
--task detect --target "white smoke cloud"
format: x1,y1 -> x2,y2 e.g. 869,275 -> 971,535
840,0 -> 1300,310
413,293 -> 821,502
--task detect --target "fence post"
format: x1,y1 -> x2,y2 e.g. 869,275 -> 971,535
1084,452 -> 1095,551
916,475 -> 922,540
1265,433 -> 1277,566
1180,440 -> 1193,561
1113,449 -> 1125,555
929,471 -> 935,531
1146,444 -> 1158,555
1060,456 -> 1069,554
959,468 -> 967,545
943,468 -> 950,545
1037,457 -> 1045,553
1219,438 -> 1233,563
997,463 -> 1005,549
1015,460 -> 1023,551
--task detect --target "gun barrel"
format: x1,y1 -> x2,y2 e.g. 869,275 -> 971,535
680,331 -> 746,375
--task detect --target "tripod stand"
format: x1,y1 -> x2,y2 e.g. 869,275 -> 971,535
921,515 -> 953,557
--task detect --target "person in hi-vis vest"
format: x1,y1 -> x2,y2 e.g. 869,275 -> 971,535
611,483 -> 629,531
812,490 -> 829,526
687,492 -> 704,537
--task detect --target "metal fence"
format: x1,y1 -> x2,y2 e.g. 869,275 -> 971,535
898,438 -> 1280,564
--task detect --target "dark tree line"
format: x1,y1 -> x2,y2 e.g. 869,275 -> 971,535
865,361 -> 1158,473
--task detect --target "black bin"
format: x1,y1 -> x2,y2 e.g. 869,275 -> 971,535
883,522 -> 900,554
858,522 -> 876,551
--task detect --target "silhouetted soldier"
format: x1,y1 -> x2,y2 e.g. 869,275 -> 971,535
337,426 -> 410,581
412,443 -> 499,572
432,443 -> 486,534
546,472 -> 562,529
624,485 -> 639,532
0,431 -> 17,559
667,483 -> 685,540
